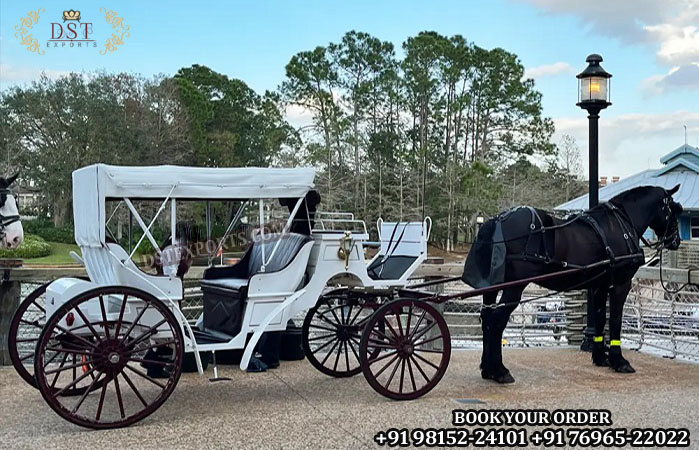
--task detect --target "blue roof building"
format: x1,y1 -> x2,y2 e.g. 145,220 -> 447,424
556,144 -> 699,241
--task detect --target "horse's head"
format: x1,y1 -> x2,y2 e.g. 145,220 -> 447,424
0,173 -> 24,250
648,184 -> 683,251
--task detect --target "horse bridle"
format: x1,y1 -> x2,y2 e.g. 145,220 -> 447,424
639,195 -> 679,251
0,188 -> 21,239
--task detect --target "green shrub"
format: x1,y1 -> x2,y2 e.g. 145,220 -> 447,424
23,219 -> 75,244
0,234 -> 52,259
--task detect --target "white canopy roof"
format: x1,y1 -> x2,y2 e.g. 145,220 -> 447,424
72,164 -> 316,247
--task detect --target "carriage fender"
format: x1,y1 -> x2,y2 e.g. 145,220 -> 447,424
45,277 -> 94,319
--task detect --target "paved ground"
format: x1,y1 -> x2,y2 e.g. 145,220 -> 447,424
1,348 -> 698,450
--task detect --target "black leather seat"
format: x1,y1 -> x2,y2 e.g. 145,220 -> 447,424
367,255 -> 418,280
200,233 -> 312,336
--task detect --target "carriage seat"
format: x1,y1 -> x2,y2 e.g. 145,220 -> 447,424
200,233 -> 312,336
201,232 -> 312,294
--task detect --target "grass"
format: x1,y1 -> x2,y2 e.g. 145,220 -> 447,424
23,242 -> 81,265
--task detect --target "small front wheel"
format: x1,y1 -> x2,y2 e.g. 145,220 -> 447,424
359,299 -> 450,400
302,291 -> 383,378
34,286 -> 184,429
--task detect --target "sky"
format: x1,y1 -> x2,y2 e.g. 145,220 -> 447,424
1,0 -> 698,178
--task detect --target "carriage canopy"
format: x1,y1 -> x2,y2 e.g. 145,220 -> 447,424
72,164 -> 316,247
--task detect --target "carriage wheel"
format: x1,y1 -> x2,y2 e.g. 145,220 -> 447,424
8,283 -> 49,388
303,292 -> 384,378
359,299 -> 451,400
8,283 -> 104,396
34,286 -> 183,429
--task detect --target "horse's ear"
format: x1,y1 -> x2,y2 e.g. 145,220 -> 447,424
668,184 -> 680,195
5,172 -> 19,187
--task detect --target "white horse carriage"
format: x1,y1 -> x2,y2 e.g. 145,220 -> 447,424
9,164 -> 451,429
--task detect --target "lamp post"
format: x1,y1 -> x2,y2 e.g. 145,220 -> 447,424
576,54 -> 612,351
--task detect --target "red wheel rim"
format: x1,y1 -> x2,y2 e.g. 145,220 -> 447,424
360,299 -> 451,400
34,286 -> 183,429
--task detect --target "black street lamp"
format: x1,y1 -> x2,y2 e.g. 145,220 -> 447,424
577,54 -> 612,352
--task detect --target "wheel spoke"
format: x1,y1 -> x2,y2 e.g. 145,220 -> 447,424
53,365 -> 99,397
124,340 -> 177,356
121,371 -> 148,407
309,323 -> 337,333
73,306 -> 103,342
368,350 -> 398,366
312,336 -> 338,354
394,312 -> 404,338
126,318 -> 168,349
412,352 -> 440,371
374,353 -> 399,378
306,333 -> 335,342
347,339 -> 361,363
45,346 -> 95,356
398,359 -> 406,393
45,359 -> 97,375
409,355 -> 431,383
413,348 -> 444,354
53,325 -> 99,350
124,364 -> 166,389
407,310 -> 427,340
384,357 -> 401,389
413,335 -> 443,348
332,342 -> 342,372
320,339 -> 341,367
71,371 -> 103,414
406,357 -> 417,391
19,319 -> 43,328
113,375 -> 126,419
128,357 -> 173,367
113,294 -> 129,338
411,321 -> 436,343
121,303 -> 150,340
99,295 -> 111,340
343,341 -> 350,371
33,301 -> 46,313
50,353 -> 69,388
405,305 -> 413,337
95,377 -> 108,421
19,353 -> 33,362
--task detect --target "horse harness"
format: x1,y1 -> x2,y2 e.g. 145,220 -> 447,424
505,203 -> 646,274
0,188 -> 21,239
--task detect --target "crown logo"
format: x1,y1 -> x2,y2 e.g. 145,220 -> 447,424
62,10 -> 80,22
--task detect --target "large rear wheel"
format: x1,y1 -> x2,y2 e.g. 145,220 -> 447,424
34,286 -> 183,429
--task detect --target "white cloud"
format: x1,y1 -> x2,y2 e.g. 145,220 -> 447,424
285,103 -> 315,129
553,111 -> 699,178
0,63 -> 70,88
645,24 -> 699,66
641,63 -> 699,95
516,0 -> 699,68
524,62 -> 573,79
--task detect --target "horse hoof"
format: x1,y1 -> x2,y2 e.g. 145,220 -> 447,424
593,358 -> 609,367
613,363 -> 635,373
482,370 -> 515,384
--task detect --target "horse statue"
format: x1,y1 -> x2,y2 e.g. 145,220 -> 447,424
0,173 -> 24,250
463,185 -> 683,384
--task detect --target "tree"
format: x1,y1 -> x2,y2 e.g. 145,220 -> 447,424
557,134 -> 583,201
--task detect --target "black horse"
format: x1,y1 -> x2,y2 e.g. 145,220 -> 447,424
463,185 -> 683,384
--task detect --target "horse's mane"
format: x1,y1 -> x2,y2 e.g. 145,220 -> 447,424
608,185 -> 663,206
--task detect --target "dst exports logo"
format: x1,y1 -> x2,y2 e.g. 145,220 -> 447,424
49,10 -> 96,49
14,7 -> 130,55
